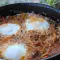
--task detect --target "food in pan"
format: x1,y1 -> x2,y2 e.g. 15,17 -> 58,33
0,13 -> 60,60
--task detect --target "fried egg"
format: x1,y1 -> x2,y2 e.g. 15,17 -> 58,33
25,17 -> 50,32
0,23 -> 20,36
2,44 -> 26,60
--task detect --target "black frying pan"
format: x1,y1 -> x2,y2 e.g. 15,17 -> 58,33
0,3 -> 60,60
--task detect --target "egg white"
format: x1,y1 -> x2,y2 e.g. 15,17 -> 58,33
25,18 -> 50,32
0,23 -> 20,36
2,44 -> 26,60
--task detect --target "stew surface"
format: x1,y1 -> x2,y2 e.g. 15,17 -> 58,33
0,13 -> 60,60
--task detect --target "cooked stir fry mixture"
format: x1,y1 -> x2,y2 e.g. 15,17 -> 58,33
0,13 -> 60,60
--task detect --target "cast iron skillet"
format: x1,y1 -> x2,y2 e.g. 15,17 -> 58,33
0,3 -> 60,60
